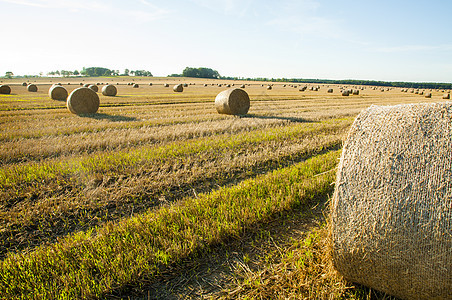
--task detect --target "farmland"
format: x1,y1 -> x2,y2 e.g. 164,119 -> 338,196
0,77 -> 445,299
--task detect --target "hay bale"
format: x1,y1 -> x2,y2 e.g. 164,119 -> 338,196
22,82 -> 28,86
67,87 -> 100,114
341,90 -> 349,96
215,88 -> 250,115
80,83 -> 83,86
49,85 -> 68,100
183,83 -> 188,87
164,83 -> 169,87
267,85 -> 272,90
443,93 -> 450,99
425,93 -> 432,98
240,84 -> 245,88
83,83 -> 90,87
331,102 -> 452,300
88,84 -> 98,92
353,89 -> 359,95
102,84 -> 117,96
27,84 -> 38,92
0,85 -> 11,94
133,84 -> 139,88
327,88 -> 333,93
149,83 -> 153,86
173,84 -> 183,92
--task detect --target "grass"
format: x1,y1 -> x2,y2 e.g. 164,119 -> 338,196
0,150 -> 340,299
0,78 -> 435,299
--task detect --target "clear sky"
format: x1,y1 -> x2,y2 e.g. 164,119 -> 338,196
2,0 -> 452,82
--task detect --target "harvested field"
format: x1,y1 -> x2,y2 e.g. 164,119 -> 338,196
0,76 -> 444,299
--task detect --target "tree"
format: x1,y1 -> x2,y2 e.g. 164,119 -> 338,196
182,67 -> 220,79
5,71 -> 13,78
74,70 -> 79,76
123,69 -> 130,76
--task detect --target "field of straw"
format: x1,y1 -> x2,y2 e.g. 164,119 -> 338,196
0,76 -> 444,299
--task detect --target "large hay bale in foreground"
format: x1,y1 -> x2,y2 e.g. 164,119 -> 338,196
0,85 -> 11,94
49,85 -> 68,100
27,84 -> 38,92
67,87 -> 100,114
215,88 -> 250,115
173,84 -> 183,92
102,84 -> 117,96
331,102 -> 452,300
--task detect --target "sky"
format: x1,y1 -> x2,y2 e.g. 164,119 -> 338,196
1,0 -> 452,82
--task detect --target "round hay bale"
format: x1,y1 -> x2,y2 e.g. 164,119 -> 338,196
327,88 -> 333,93
22,82 -> 27,86
215,88 -> 250,115
164,83 -> 169,87
80,83 -> 83,86
133,84 -> 139,88
341,90 -> 349,96
353,89 -> 359,95
331,102 -> 452,300
443,93 -> 450,99
102,84 -> 117,96
183,83 -> 188,87
27,84 -> 38,92
149,83 -> 153,86
88,84 -> 98,92
0,85 -> 11,94
83,83 -> 90,87
49,85 -> 68,100
425,93 -> 432,98
267,85 -> 272,90
67,87 -> 100,114
240,84 -> 245,88
173,84 -> 183,92
204,84 -> 208,87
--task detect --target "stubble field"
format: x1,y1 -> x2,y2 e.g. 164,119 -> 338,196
0,77 -> 444,299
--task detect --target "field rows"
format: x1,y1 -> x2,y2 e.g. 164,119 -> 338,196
0,77 -> 439,298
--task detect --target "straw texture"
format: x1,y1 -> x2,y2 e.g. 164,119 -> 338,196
331,102 -> 452,300
67,87 -> 100,114
27,84 -> 38,92
49,85 -> 68,100
173,84 -> 183,92
215,88 -> 250,115
101,85 -> 117,96
0,85 -> 11,94
88,84 -> 98,92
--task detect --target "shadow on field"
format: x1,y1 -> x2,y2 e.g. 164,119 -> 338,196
79,113 -> 139,122
243,113 -> 310,123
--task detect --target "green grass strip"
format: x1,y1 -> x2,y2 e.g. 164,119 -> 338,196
0,150 -> 340,299
0,118 -> 350,188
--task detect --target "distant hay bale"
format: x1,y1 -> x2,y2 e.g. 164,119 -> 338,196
164,83 -> 169,87
101,84 -> 117,96
80,83 -> 83,86
133,84 -> 139,88
27,84 -> 38,92
173,84 -> 183,92
328,88 -> 333,93
331,102 -> 452,300
267,85 -> 272,90
226,84 -> 231,88
67,87 -> 100,114
49,85 -> 68,100
341,90 -> 349,96
0,85 -> 11,94
425,93 -> 432,98
215,88 -> 250,115
149,83 -> 153,86
22,82 -> 27,86
353,89 -> 359,95
88,84 -> 99,92
183,83 -> 188,87
240,84 -> 245,88
443,93 -> 450,99
204,84 -> 208,87
83,83 -> 90,87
